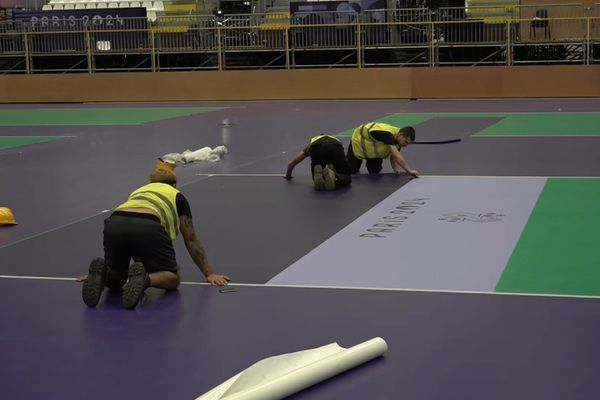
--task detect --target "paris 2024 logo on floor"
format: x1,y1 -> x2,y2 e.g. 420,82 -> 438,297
439,212 -> 505,223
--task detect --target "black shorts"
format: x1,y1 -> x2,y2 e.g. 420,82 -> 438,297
103,212 -> 179,273
308,137 -> 352,174
346,143 -> 384,174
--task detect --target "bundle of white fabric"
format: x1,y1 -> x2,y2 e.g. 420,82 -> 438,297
160,145 -> 228,166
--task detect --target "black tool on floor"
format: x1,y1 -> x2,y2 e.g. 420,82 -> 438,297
413,139 -> 462,144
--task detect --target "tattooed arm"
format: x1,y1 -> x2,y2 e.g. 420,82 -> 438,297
389,145 -> 418,177
180,214 -> 230,285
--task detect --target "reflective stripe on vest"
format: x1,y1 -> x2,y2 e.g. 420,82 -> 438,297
115,183 -> 180,240
310,134 -> 341,145
351,122 -> 399,159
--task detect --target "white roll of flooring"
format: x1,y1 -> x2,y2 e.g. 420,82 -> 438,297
195,337 -> 388,400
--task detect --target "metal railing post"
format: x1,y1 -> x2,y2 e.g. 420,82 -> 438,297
150,29 -> 156,72
585,17 -> 590,65
356,21 -> 362,68
429,21 -> 435,67
216,25 -> 223,70
23,32 -> 31,74
85,30 -> 93,73
284,27 -> 290,69
506,20 -> 512,66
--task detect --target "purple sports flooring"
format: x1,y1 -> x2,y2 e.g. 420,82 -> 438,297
2,279 -> 600,400
1,99 -> 600,399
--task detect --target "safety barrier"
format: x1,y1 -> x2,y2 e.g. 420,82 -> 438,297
0,6 -> 599,72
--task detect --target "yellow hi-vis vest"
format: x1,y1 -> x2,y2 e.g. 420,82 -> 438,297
310,134 -> 341,145
115,182 -> 180,241
351,122 -> 400,159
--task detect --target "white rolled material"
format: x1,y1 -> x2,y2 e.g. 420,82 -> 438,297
160,145 -> 228,165
195,337 -> 388,400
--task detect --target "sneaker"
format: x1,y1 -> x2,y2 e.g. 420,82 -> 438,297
122,262 -> 149,309
82,257 -> 106,307
323,166 -> 336,191
313,165 -> 325,191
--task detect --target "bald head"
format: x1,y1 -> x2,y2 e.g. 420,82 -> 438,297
150,169 -> 177,186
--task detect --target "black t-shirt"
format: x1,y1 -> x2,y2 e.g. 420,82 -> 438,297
370,130 -> 396,145
176,192 -> 192,218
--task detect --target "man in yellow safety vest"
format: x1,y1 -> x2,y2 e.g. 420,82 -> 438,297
347,122 -> 419,177
81,168 -> 230,309
285,134 -> 352,191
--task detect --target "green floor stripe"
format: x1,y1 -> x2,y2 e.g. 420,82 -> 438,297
0,107 -> 223,126
496,178 -> 600,296
0,136 -> 64,150
476,113 -> 600,136
335,114 -> 433,137
333,112 -> 600,137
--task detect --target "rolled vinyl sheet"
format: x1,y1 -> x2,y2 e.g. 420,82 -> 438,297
195,337 -> 388,400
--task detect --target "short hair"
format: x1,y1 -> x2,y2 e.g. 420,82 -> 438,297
399,126 -> 416,141
149,169 -> 177,186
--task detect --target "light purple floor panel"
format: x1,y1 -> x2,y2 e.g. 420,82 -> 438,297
1,279 -> 599,400
269,176 -> 546,291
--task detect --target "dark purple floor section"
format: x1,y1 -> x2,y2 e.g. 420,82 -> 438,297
395,116 -> 600,177
2,100 -> 600,247
1,279 -> 599,400
0,174 -> 411,283
0,101 -> 403,246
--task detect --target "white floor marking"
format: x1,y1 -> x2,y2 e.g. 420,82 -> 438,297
0,275 -> 596,299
